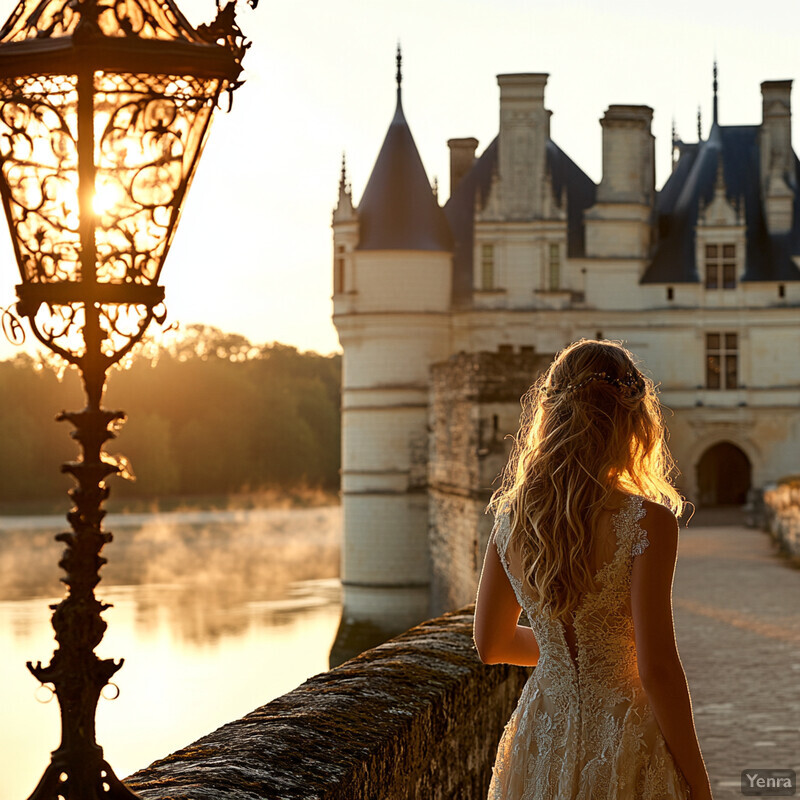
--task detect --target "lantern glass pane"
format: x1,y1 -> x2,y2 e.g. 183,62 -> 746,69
0,74 -> 81,283
92,71 -> 220,285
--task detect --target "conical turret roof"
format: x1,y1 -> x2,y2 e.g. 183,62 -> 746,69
357,66 -> 452,252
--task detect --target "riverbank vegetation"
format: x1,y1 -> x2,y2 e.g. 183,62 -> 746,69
0,325 -> 341,513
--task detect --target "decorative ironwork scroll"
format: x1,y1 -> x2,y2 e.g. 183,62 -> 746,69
0,0 -> 203,43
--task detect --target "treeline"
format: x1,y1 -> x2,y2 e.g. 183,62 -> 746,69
0,325 -> 341,508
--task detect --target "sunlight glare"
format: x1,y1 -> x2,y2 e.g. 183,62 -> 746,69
92,180 -> 123,216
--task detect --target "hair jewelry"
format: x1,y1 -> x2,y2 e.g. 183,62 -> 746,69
544,371 -> 645,398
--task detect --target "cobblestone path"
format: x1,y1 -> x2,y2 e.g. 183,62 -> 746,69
674,516 -> 800,799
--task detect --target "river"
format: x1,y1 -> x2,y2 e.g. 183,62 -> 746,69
0,505 -> 342,800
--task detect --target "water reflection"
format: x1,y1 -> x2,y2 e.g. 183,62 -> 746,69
0,506 -> 342,800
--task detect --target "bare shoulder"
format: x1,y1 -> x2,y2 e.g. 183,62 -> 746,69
640,499 -> 679,529
638,499 -> 679,555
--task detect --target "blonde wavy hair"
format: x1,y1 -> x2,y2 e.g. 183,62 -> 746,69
489,339 -> 684,622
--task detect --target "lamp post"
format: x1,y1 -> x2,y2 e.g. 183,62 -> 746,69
0,0 -> 252,796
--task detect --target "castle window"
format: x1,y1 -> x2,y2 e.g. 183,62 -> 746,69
481,244 -> 494,290
706,332 -> 738,390
779,284 -> 786,298
704,244 -> 736,290
334,246 -> 347,294
548,243 -> 560,290
667,287 -> 674,301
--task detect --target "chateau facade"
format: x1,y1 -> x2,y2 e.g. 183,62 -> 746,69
331,65 -> 800,659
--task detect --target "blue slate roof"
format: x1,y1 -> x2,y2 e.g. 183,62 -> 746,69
357,90 -> 453,252
443,137 -> 597,305
643,123 -> 800,283
547,140 -> 597,260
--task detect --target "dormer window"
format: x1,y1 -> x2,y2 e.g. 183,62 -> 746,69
481,244 -> 495,290
705,244 -> 736,289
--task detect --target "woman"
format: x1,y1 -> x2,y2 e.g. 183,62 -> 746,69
474,340 -> 712,800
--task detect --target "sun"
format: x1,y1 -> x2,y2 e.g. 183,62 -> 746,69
92,180 -> 123,216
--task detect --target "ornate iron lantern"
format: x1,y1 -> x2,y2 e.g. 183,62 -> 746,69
0,0 -> 252,796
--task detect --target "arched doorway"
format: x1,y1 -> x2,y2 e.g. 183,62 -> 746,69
696,442 -> 751,507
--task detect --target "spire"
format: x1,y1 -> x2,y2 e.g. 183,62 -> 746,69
333,151 -> 355,222
339,151 -> 348,193
396,42 -> 402,103
389,43 -> 405,124
356,49 -> 452,251
713,60 -> 719,125
671,117 -> 679,172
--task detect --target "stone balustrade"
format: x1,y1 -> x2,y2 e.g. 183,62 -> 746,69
763,479 -> 800,561
126,605 -> 529,800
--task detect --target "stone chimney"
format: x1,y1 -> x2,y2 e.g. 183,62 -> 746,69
596,105 -> 655,205
760,80 -> 794,234
495,73 -> 549,219
447,137 -> 479,196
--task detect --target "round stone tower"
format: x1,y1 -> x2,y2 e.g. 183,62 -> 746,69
330,51 -> 453,664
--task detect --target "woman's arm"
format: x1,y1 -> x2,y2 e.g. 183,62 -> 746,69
473,531 -> 540,666
632,501 -> 713,800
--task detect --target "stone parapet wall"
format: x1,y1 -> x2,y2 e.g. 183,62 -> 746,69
127,606 -> 529,800
429,489 -> 487,613
763,479 -> 800,560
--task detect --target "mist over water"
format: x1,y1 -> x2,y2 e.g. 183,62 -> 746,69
0,505 -> 342,800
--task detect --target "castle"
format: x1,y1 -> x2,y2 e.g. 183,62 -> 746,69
330,57 -> 800,661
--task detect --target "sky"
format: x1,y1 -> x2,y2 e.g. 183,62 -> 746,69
0,0 -> 799,359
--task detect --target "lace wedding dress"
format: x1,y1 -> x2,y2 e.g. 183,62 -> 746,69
488,494 -> 690,799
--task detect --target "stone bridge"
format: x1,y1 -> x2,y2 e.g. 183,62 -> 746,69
128,514 -> 800,799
